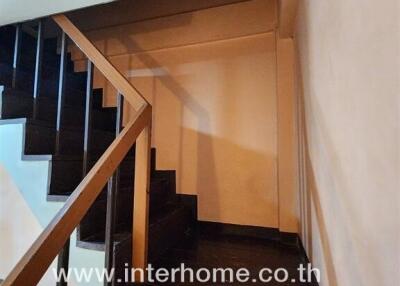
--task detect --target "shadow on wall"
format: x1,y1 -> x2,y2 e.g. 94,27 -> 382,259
295,17 -> 338,282
181,127 -> 275,223
304,150 -> 338,286
296,2 -> 369,284
82,5 -> 279,226
120,35 -> 221,219
295,3 -> 338,285
114,30 -> 278,225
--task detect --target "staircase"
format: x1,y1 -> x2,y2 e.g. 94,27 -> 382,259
0,22 -> 196,284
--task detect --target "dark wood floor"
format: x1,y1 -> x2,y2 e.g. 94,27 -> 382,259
149,227 -> 319,285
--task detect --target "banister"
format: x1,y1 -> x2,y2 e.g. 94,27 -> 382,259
2,104 -> 152,286
2,14 -> 153,285
52,14 -> 148,112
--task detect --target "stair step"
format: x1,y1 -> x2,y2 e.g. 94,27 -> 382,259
77,175 -> 176,244
46,194 -> 70,202
48,160 -> 171,198
112,204 -> 194,282
0,26 -> 17,50
77,204 -> 194,256
0,31 -> 72,73
1,86 -> 103,109
48,155 -> 135,197
0,45 -> 61,70
0,63 -> 87,99
76,231 -> 131,252
23,119 -> 115,156
0,61 -> 86,87
1,88 -> 116,130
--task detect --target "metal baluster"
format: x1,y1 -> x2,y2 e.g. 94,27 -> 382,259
56,242 -> 70,286
83,60 -> 94,176
104,93 -> 124,286
55,31 -> 67,155
33,20 -> 43,119
55,31 -> 69,286
12,24 -> 21,88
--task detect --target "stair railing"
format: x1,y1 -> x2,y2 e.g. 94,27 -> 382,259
2,14 -> 152,286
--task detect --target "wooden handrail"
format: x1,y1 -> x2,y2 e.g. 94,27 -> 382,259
3,14 -> 153,285
2,104 -> 151,286
52,14 -> 148,111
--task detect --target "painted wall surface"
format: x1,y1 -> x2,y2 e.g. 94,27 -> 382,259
295,0 -> 400,285
0,165 -> 56,284
0,0 -> 114,26
0,122 -> 104,284
71,0 -> 281,228
277,38 -> 299,233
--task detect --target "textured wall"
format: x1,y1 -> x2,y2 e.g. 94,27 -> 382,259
295,0 -> 400,285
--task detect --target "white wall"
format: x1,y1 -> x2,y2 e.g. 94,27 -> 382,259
0,0 -> 114,26
295,0 -> 400,285
0,165 -> 57,284
0,122 -> 104,284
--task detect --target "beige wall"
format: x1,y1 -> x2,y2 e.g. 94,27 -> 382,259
71,0 -> 289,228
277,37 -> 299,233
295,0 -> 400,285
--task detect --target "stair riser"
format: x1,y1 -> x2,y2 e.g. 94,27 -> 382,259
78,179 -> 174,242
113,207 -> 194,281
0,49 -> 61,69
0,94 -> 116,130
24,124 -> 114,156
0,69 -> 85,98
49,158 -> 135,196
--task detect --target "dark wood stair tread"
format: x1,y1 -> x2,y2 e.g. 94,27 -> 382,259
77,204 -> 193,251
23,118 -> 114,136
1,88 -> 116,130
0,62 -> 86,91
23,119 -> 115,157
48,168 -> 170,200
1,86 -> 105,110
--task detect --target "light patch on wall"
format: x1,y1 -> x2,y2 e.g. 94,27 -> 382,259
127,67 -> 170,77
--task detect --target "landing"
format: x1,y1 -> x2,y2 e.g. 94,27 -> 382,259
150,225 -> 319,285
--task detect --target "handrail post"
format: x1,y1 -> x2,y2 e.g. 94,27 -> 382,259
55,31 -> 67,155
12,24 -> 21,88
104,93 -> 124,285
33,20 -> 43,119
83,60 -> 94,176
56,242 -> 70,286
132,120 -> 151,282
55,31 -> 69,286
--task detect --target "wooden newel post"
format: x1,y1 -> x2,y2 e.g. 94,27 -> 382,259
132,121 -> 151,281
